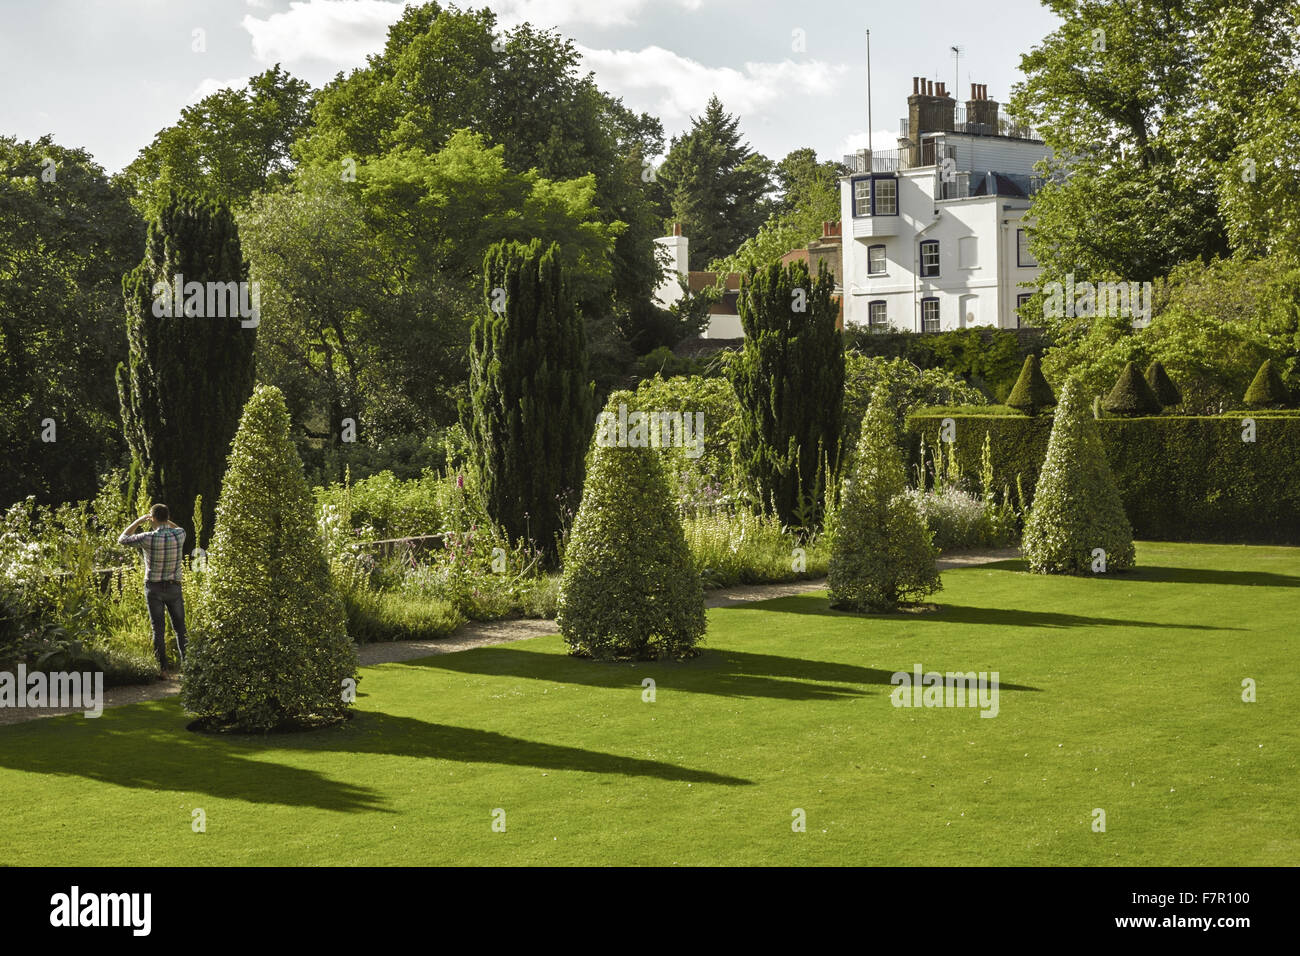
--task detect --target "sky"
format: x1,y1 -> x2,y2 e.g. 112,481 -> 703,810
0,0 -> 1062,174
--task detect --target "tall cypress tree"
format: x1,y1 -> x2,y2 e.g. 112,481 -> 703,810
727,259 -> 843,528
116,192 -> 257,551
467,238 -> 593,563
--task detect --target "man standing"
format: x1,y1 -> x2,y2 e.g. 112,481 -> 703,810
118,504 -> 188,676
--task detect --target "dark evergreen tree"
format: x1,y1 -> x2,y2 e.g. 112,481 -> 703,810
1243,358 -> 1292,408
1144,360 -> 1182,408
1103,361 -> 1163,416
467,239 -> 593,563
726,259 -> 843,527
654,96 -> 773,269
116,192 -> 257,551
1006,354 -> 1057,415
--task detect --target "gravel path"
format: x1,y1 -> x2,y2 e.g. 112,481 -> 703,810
0,548 -> 1020,726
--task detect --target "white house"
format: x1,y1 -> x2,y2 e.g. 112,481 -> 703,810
840,79 -> 1051,332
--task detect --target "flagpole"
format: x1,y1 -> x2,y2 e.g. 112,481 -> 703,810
866,30 -> 873,171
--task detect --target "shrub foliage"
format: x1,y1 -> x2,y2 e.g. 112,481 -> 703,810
828,385 -> 940,611
1022,379 -> 1136,574
1243,359 -> 1292,408
182,385 -> 359,731
1103,361 -> 1163,416
1006,354 -> 1057,415
556,396 -> 705,659
1144,360 -> 1182,407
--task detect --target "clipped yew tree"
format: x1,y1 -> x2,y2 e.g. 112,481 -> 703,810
556,395 -> 705,660
828,384 -> 940,612
467,238 -> 592,565
1005,354 -> 1056,415
1144,360 -> 1182,408
182,385 -> 358,732
1023,378 -> 1135,575
727,258 -> 843,527
1102,361 -> 1162,416
1243,359 -> 1292,409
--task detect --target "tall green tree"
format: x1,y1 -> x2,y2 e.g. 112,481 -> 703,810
708,147 -> 845,276
122,66 -> 315,213
294,3 -> 664,329
654,96 -> 773,270
1011,0 -> 1300,319
117,193 -> 257,551
466,239 -> 593,562
0,135 -> 144,507
182,385 -> 358,732
727,259 -> 843,527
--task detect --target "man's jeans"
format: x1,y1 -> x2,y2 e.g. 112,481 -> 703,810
145,580 -> 187,670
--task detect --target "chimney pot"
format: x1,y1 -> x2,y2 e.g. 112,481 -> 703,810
672,222 -> 682,237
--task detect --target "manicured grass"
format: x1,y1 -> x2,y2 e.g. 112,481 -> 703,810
1,541 -> 1295,865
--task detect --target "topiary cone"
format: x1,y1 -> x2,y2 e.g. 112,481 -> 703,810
1006,354 -> 1056,415
556,394 -> 706,660
181,384 -> 359,732
1023,378 -> 1135,575
1102,361 -> 1163,416
1144,360 -> 1182,408
1243,359 -> 1292,409
827,383 -> 940,611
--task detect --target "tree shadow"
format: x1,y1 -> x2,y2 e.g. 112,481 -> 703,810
408,645 -> 1040,696
0,702 -> 751,806
1105,565 -> 1300,588
0,704 -> 387,812
727,594 -> 1234,630
259,711 -> 751,786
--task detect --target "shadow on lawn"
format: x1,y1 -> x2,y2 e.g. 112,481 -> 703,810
410,647 -> 1041,696
1104,565 -> 1300,588
730,596 -> 1232,630
0,704 -> 750,809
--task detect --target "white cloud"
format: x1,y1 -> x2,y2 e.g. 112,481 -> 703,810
576,43 -> 848,136
187,77 -> 251,105
241,0 -> 403,67
837,129 -> 903,156
491,0 -> 700,30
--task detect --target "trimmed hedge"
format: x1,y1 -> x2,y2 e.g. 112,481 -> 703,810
905,411 -> 1300,543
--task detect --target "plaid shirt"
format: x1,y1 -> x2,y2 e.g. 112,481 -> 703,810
118,526 -> 186,584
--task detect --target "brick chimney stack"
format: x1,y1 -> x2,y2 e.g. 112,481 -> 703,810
965,82 -> 1000,133
908,75 -> 956,140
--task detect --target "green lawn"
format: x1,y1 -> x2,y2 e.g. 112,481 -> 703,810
2,541 -> 1295,866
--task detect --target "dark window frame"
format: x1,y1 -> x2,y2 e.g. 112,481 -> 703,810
867,244 -> 887,275
920,239 -> 941,278
868,299 -> 888,330
850,175 -> 900,218
1017,228 -> 1037,268
921,296 -> 940,333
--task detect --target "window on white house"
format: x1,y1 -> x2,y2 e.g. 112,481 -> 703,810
872,177 -> 897,215
920,240 -> 940,277
1017,229 -> 1037,267
921,298 -> 940,332
868,300 -> 888,330
867,245 -> 886,275
854,179 -> 871,217
958,236 -> 979,269
1016,292 -> 1034,329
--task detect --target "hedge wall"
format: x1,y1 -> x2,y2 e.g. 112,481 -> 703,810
842,328 -> 1050,403
905,412 -> 1300,544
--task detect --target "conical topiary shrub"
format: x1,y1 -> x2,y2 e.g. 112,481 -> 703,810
1243,359 -> 1292,409
182,385 -> 359,731
1102,361 -> 1162,416
1023,378 -> 1135,574
1006,354 -> 1056,415
828,384 -> 940,611
556,395 -> 705,660
1144,360 -> 1181,408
